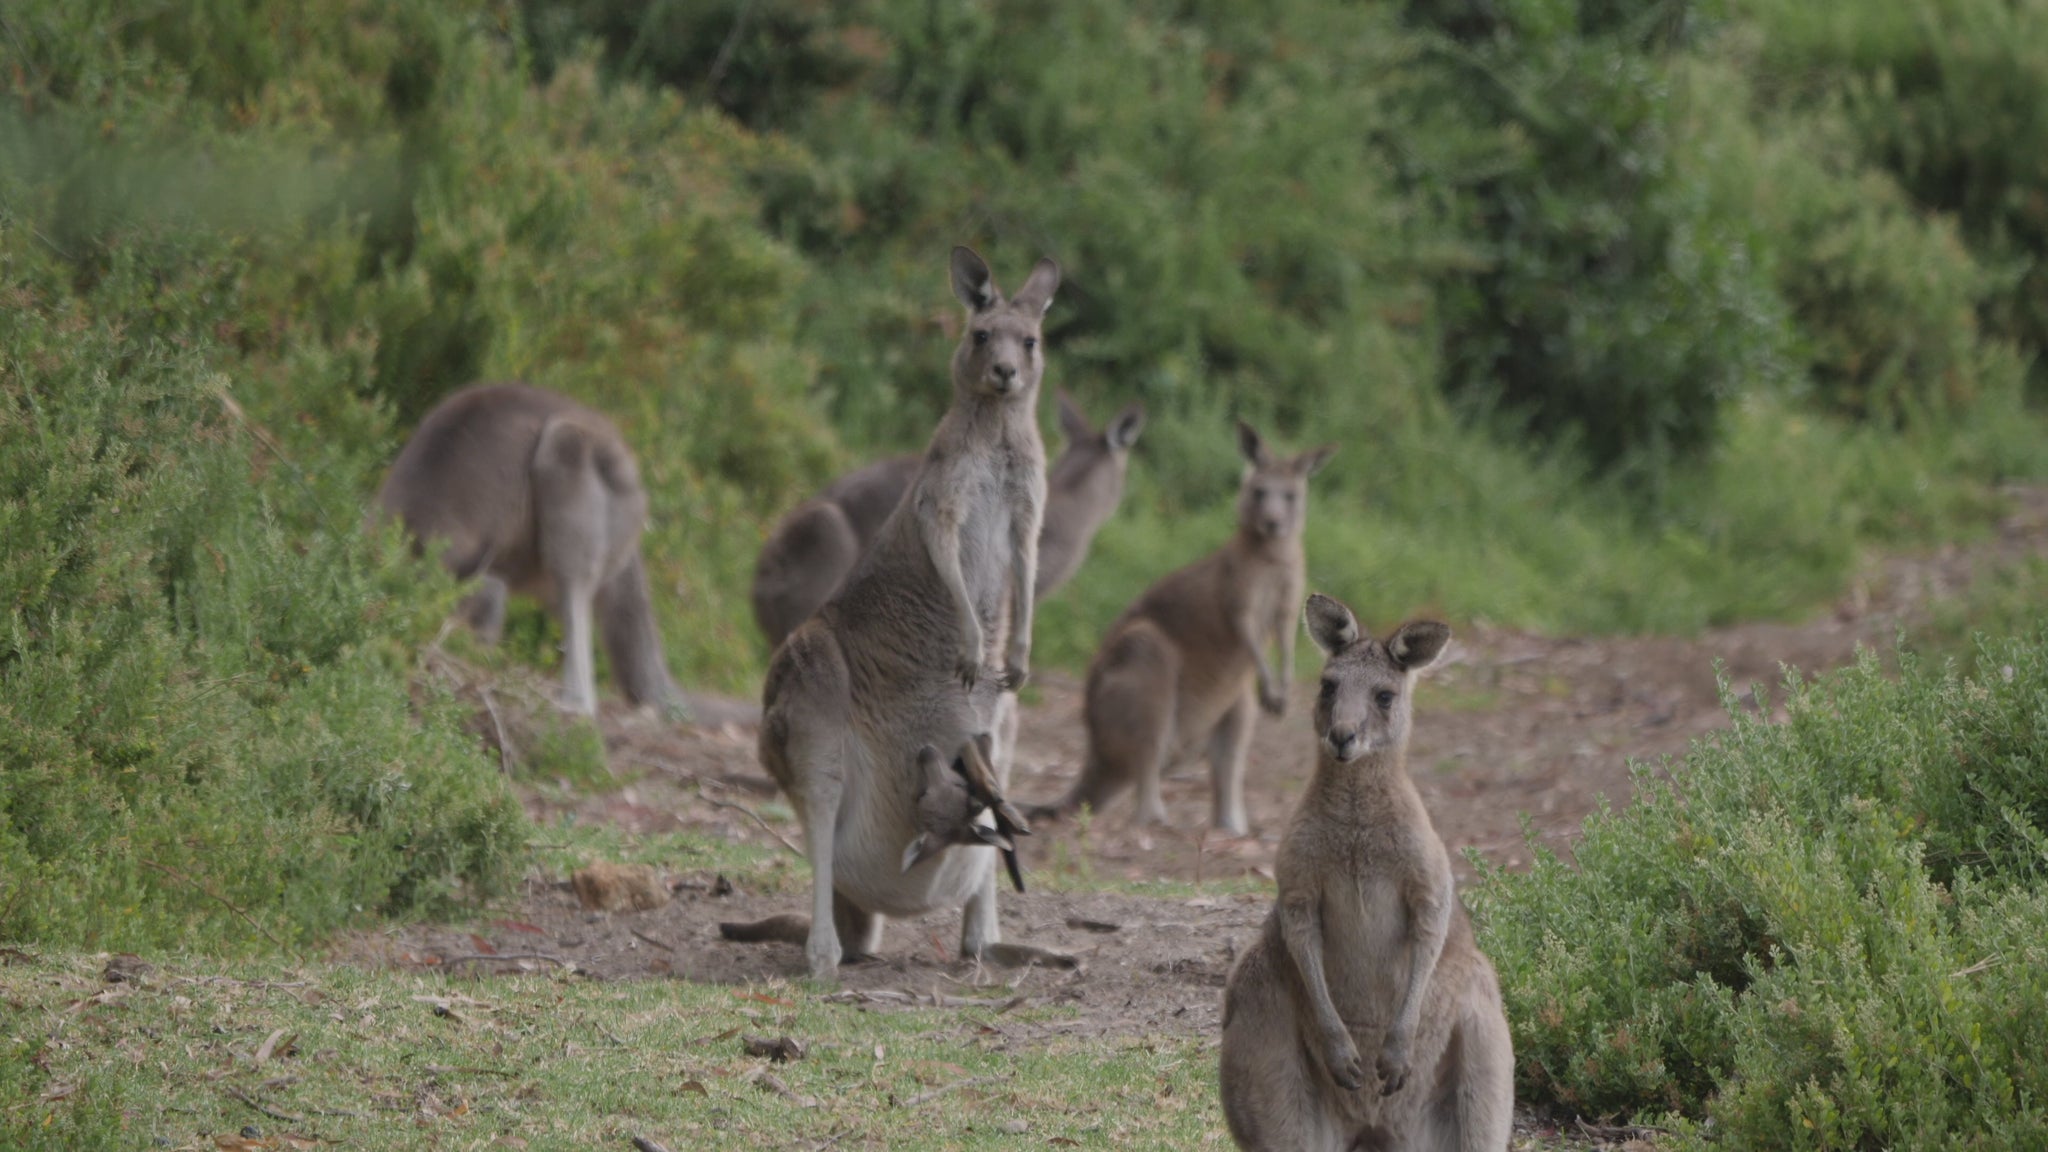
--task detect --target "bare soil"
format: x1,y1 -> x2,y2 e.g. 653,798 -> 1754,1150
339,488 -> 2048,1142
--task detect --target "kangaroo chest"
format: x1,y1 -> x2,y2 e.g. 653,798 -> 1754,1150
1318,866 -> 1409,1025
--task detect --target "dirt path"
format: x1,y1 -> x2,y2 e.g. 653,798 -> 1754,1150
348,488 -> 2048,1060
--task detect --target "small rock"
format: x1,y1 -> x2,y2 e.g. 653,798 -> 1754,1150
102,953 -> 153,984
571,861 -> 670,913
1000,1119 -> 1029,1134
742,1034 -> 806,1063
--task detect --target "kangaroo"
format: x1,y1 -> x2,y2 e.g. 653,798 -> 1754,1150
1219,595 -> 1513,1152
375,382 -> 682,718
902,735 -> 1032,896
1027,422 -> 1333,836
719,247 -> 1072,980
750,391 -> 1145,650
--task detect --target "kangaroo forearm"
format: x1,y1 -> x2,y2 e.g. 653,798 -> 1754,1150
923,514 -> 981,654
1394,904 -> 1450,1037
1280,904 -> 1347,1041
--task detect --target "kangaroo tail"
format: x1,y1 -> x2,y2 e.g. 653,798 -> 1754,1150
717,914 -> 811,945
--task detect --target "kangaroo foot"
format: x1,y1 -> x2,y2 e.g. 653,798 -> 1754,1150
979,942 -> 1079,970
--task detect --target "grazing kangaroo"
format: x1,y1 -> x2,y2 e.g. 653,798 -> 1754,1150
1027,422 -> 1333,835
1219,595 -> 1513,1152
375,382 -> 681,718
719,247 -> 1072,980
750,391 -> 1145,650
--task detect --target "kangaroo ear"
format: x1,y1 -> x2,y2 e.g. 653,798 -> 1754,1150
1010,257 -> 1061,318
1109,403 -> 1146,451
970,823 -> 1017,853
951,246 -> 999,312
1296,444 -> 1338,477
1387,621 -> 1452,672
1056,390 -> 1093,444
1304,593 -> 1360,656
1236,420 -> 1272,468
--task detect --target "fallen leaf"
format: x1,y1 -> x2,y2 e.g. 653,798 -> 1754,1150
742,1034 -> 806,1062
41,1083 -> 76,1102
678,1080 -> 708,1096
254,1028 -> 295,1064
468,934 -> 497,955
1049,1139 -> 1081,1147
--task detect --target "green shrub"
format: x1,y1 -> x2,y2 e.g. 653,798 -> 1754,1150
0,229 -> 524,952
1473,629 -> 2048,1145
1741,0 -> 2048,396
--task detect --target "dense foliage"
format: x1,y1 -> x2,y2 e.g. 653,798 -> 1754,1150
4,0 -> 2048,978
1473,630 -> 2048,1147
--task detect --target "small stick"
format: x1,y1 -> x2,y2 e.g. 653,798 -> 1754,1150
900,1075 -> 997,1108
224,1085 -> 305,1125
438,952 -> 575,969
141,860 -> 295,956
479,685 -> 517,775
630,928 -> 676,953
700,787 -> 803,857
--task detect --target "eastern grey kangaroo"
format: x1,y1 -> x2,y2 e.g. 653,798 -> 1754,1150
1219,595 -> 1513,1151
719,247 -> 1071,980
375,382 -> 681,718
750,391 -> 1145,650
1027,422 -> 1333,835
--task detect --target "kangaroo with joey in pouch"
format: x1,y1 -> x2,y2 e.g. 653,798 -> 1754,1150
719,247 -> 1073,981
375,382 -> 683,719
1027,421 -> 1333,836
1219,594 -> 1513,1152
750,390 -> 1146,650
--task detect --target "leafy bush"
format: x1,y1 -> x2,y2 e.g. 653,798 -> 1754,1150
1472,630 -> 2048,1145
0,233 -> 525,951
1741,0 -> 2048,397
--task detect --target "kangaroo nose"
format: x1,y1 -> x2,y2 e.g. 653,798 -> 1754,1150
993,362 -> 1017,382
1330,728 -> 1359,758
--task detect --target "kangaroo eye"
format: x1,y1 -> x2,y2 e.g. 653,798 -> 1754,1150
1375,690 -> 1396,709
1318,679 -> 1337,701
973,330 -> 989,345
1023,337 -> 1038,352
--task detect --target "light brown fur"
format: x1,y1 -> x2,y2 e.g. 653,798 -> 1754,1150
719,247 -> 1072,981
375,382 -> 680,718
1219,596 -> 1513,1151
750,392 -> 1144,650
1028,422 -> 1333,835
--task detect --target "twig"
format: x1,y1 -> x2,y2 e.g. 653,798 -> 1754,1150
700,787 -> 803,857
211,381 -> 333,531
141,860 -> 295,956
437,952 -> 576,969
630,928 -> 676,953
1573,1116 -> 1671,1140
900,1075 -> 997,1108
479,684 -> 517,775
700,0 -> 760,99
224,1085 -> 305,1125
1949,954 -> 2002,979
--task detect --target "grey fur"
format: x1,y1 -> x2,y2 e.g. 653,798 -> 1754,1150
719,247 -> 1073,981
1027,421 -> 1334,835
1218,596 -> 1512,1151
750,391 -> 1144,650
375,382 -> 681,718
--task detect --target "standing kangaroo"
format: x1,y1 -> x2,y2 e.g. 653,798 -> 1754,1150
375,382 -> 681,718
750,391 -> 1145,650
719,247 -> 1071,981
1219,595 -> 1513,1152
1027,422 -> 1333,835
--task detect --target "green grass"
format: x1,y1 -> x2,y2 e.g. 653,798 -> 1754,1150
0,951 -> 1225,1151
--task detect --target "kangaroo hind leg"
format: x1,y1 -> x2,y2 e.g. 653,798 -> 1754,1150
532,419 -> 613,716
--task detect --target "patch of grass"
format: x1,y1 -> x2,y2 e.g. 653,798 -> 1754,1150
0,952 -> 1225,1151
522,825 -> 799,897
1912,555 -> 2048,673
